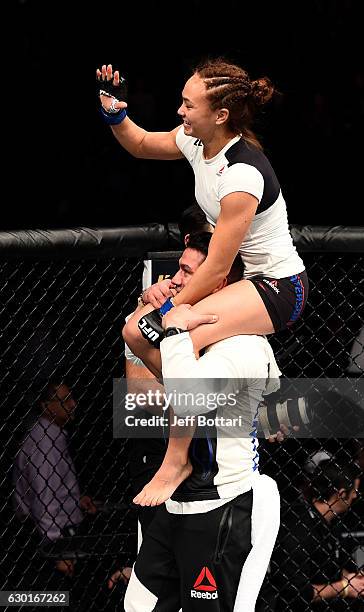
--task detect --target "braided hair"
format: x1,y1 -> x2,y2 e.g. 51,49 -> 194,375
195,58 -> 274,150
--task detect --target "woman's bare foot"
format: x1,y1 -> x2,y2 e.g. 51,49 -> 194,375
133,460 -> 193,506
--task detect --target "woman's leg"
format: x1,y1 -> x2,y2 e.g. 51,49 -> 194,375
133,411 -> 195,507
188,280 -> 274,350
130,280 -> 275,506
123,280 -> 273,375
124,308 -> 195,508
123,304 -> 163,377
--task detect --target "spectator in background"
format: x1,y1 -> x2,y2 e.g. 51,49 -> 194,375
271,460 -> 364,611
303,450 -> 333,475
12,379 -> 97,577
347,325 -> 364,375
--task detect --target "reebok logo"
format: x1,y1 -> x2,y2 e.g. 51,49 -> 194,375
217,165 -> 225,176
190,567 -> 218,600
262,278 -> 280,294
194,567 -> 216,591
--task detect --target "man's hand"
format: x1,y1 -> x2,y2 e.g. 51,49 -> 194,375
267,423 -> 300,443
343,572 -> 364,598
79,495 -> 98,514
55,559 -> 75,577
163,304 -> 218,332
143,279 -> 179,309
108,567 -> 132,589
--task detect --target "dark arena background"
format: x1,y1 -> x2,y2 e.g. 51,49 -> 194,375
2,1 -> 363,610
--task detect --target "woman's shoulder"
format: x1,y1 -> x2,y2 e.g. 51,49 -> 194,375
224,138 -> 272,170
222,138 -> 280,201
176,127 -> 203,163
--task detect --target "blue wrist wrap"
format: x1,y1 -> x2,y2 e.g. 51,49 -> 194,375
159,298 -> 175,316
100,107 -> 127,126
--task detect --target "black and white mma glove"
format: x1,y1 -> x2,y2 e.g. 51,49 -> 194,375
138,310 -> 165,349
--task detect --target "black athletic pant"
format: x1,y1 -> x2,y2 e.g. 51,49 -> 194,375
124,490 -> 253,611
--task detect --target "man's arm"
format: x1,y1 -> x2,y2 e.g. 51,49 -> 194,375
160,305 -> 241,417
123,281 -> 175,410
125,359 -> 165,416
125,277 -> 177,328
161,304 -> 219,375
312,574 -> 364,601
271,517 -> 364,606
122,280 -> 171,377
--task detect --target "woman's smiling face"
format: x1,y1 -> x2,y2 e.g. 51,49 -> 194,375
177,74 -> 219,140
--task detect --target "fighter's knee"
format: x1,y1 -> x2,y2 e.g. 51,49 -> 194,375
123,318 -> 148,360
122,318 -> 138,347
122,319 -> 132,344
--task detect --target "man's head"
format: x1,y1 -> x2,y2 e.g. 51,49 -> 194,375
40,380 -> 76,427
309,460 -> 361,521
178,204 -> 213,246
171,231 -> 244,291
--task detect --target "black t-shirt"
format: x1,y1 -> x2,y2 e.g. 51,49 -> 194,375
271,499 -> 357,611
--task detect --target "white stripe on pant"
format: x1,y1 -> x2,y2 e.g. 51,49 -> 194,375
125,570 -> 158,611
233,474 -> 280,611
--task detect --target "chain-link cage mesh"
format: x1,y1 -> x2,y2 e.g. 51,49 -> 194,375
0,226 -> 363,611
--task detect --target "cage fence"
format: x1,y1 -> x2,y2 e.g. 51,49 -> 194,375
0,225 -> 363,611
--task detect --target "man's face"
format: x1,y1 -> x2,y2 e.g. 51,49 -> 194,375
344,478 -> 361,509
170,248 -> 206,290
330,478 -> 360,516
43,384 -> 77,427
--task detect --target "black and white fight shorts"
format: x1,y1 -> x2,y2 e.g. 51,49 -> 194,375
251,270 -> 309,332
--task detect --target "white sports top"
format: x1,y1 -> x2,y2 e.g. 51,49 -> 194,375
176,127 -> 305,279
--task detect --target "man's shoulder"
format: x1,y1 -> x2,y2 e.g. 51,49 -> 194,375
205,335 -> 272,378
25,419 -> 65,450
207,334 -> 269,353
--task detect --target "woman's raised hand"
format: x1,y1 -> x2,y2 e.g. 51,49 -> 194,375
96,64 -> 128,112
